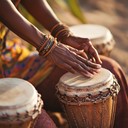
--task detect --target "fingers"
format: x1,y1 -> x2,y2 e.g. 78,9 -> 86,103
47,43 -> 101,78
59,62 -> 76,74
79,39 -> 102,64
87,44 -> 102,64
75,55 -> 101,75
63,35 -> 102,64
55,60 -> 93,78
68,45 -> 88,60
76,50 -> 88,59
48,55 -> 77,74
65,60 -> 94,77
75,53 -> 101,69
59,51 -> 101,77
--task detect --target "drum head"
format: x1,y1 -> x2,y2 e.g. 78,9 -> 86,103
0,78 -> 43,123
0,78 -> 37,107
70,24 -> 113,45
58,68 -> 113,96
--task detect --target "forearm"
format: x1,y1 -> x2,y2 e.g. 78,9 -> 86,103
0,0 -> 44,49
21,0 -> 61,31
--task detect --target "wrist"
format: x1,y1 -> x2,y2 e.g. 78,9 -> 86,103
50,22 -> 72,43
36,34 -> 48,51
37,35 -> 58,57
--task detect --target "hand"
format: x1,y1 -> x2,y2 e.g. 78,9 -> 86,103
46,43 -> 101,78
61,35 -> 102,64
67,46 -> 88,59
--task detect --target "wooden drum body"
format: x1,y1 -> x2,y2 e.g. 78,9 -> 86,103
70,24 -> 115,56
56,68 -> 120,128
0,78 -> 43,128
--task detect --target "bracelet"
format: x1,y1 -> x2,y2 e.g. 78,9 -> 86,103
36,34 -> 48,51
51,23 -> 69,37
50,22 -> 61,34
38,35 -> 50,53
50,23 -> 72,43
56,29 -> 71,43
38,36 -> 57,57
43,39 -> 57,57
55,28 -> 68,38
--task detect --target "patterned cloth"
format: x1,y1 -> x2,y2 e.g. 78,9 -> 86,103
0,0 -> 55,87
0,19 -> 57,127
0,37 -> 55,86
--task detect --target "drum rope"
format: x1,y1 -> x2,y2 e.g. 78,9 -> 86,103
61,104 -> 74,128
110,96 -> 115,128
110,96 -> 117,128
78,106 -> 87,127
0,94 -> 42,124
101,100 -> 105,128
56,75 -> 120,128
69,108 -> 79,128
56,81 -> 120,105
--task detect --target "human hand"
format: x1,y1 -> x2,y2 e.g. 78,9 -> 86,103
46,43 -> 101,78
61,35 -> 102,64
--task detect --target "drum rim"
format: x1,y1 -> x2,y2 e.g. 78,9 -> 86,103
56,68 -> 120,105
0,78 -> 37,108
69,24 -> 114,45
0,78 -> 43,123
56,76 -> 120,105
57,68 -> 113,92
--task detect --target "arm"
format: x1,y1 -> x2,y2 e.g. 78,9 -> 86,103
0,0 -> 101,77
0,0 -> 44,49
21,0 -> 102,64
21,0 -> 60,31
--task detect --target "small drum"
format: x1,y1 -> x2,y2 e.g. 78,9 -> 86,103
70,24 -> 115,56
0,78 -> 43,128
56,68 -> 120,128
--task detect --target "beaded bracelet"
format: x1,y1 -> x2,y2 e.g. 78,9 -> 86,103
42,39 -> 57,57
36,34 -> 48,51
38,36 -> 57,57
50,23 -> 72,43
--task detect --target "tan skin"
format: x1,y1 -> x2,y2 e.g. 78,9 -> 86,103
0,0 -> 102,111
21,0 -> 102,63
0,2 -> 128,128
0,0 -> 102,78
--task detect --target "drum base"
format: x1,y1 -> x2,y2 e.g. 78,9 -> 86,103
61,97 -> 117,128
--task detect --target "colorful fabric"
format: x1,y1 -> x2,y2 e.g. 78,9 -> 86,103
0,38 -> 55,86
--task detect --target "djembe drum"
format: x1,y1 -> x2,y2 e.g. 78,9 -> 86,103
70,24 -> 115,56
0,78 -> 43,128
56,68 -> 120,128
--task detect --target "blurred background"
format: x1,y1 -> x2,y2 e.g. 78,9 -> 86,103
18,0 -> 128,80
16,0 -> 128,127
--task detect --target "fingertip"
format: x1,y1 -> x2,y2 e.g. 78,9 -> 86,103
70,69 -> 77,74
80,72 -> 94,78
95,57 -> 102,65
98,59 -> 102,64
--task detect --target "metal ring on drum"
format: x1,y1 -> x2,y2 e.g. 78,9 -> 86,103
56,68 -> 120,128
70,24 -> 115,56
